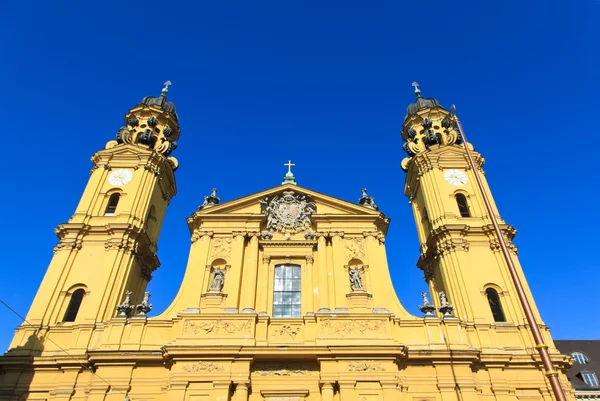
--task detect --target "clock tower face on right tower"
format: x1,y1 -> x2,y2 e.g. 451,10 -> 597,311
400,86 -> 544,329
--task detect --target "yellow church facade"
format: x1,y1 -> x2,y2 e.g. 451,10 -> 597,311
0,84 -> 574,401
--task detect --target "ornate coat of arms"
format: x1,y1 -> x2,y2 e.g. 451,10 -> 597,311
259,191 -> 316,233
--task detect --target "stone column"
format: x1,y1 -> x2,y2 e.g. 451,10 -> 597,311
257,255 -> 271,313
234,382 -> 249,401
304,255 -> 315,313
226,232 -> 246,309
321,382 -> 335,401
241,234 -> 259,312
316,234 -> 329,311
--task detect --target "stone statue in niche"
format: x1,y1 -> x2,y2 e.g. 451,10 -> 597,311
209,267 -> 225,291
349,266 -> 364,291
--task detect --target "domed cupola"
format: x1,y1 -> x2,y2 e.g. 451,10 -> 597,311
141,81 -> 178,120
405,82 -> 444,118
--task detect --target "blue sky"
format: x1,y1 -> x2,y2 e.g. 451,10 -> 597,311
0,0 -> 598,350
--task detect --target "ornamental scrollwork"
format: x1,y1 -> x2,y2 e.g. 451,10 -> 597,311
181,362 -> 225,372
253,363 -> 314,376
259,191 -> 316,234
191,230 -> 214,243
319,319 -> 386,337
401,112 -> 461,172
346,361 -> 386,372
209,237 -> 232,261
344,237 -> 366,261
182,319 -> 252,336
363,231 -> 385,244
272,324 -> 301,339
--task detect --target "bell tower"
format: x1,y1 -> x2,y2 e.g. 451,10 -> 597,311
21,83 -> 180,330
401,83 -> 542,326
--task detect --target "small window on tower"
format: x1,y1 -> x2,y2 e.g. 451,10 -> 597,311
104,193 -> 120,216
63,289 -> 85,322
485,288 -> 506,322
455,194 -> 471,217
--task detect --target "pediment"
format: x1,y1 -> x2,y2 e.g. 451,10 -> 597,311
194,184 -> 382,217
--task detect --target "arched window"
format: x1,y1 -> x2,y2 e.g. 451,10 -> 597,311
572,352 -> 590,364
104,193 -> 120,216
273,264 -> 301,318
485,288 -> 506,322
63,289 -> 85,322
455,194 -> 471,217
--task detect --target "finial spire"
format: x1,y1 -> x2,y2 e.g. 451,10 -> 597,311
162,80 -> 172,95
282,160 -> 297,185
412,81 -> 421,98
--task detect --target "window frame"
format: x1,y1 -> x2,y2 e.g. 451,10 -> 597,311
63,288 -> 86,322
572,352 -> 589,365
581,371 -> 599,388
104,192 -> 121,216
272,264 -> 302,318
455,193 -> 471,217
485,287 -> 506,322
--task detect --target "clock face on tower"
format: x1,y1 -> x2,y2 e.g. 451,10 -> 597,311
444,169 -> 468,186
108,169 -> 133,186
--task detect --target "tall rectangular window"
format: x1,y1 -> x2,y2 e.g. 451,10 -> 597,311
273,264 -> 301,318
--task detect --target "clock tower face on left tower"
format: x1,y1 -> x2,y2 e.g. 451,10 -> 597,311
18,84 -> 181,337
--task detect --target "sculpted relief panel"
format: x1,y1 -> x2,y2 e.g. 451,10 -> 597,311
344,237 -> 366,261
270,324 -> 302,342
318,318 -> 387,338
209,237 -> 232,261
346,360 -> 386,372
180,362 -> 225,372
182,319 -> 253,337
252,362 -> 317,377
259,191 -> 316,234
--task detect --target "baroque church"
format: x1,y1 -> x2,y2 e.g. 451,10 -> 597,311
0,83 -> 575,401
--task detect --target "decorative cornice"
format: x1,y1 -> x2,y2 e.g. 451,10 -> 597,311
482,224 -> 518,254
259,239 -> 317,248
417,224 -> 470,281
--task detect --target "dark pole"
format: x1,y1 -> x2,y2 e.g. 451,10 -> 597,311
453,113 -> 567,401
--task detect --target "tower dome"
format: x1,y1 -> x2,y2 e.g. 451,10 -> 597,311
405,82 -> 445,118
141,81 -> 178,119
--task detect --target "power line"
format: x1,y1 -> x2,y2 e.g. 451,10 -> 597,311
0,299 -> 129,399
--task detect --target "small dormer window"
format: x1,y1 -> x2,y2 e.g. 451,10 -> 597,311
582,372 -> 598,388
572,352 -> 590,364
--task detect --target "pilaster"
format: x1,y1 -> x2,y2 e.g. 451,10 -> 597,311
241,234 -> 260,311
305,255 -> 315,313
316,235 -> 329,311
227,232 -> 246,309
